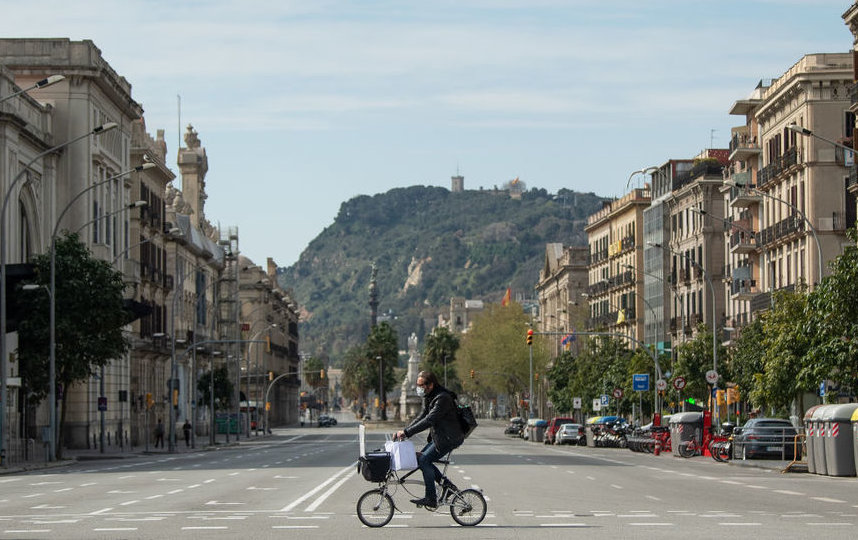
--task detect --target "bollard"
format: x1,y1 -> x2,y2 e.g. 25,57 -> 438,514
654,440 -> 661,456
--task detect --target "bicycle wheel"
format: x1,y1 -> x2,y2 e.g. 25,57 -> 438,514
356,488 -> 394,528
678,441 -> 696,458
449,489 -> 487,526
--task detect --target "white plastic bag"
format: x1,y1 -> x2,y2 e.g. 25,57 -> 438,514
384,439 -> 418,470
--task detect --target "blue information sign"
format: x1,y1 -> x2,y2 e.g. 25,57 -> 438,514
632,374 -> 650,392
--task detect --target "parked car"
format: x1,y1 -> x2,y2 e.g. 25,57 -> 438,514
555,423 -> 585,445
318,414 -> 338,427
545,416 -> 575,445
504,417 -> 525,437
732,418 -> 798,460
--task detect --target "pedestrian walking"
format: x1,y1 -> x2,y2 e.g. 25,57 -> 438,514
182,419 -> 191,447
155,418 -> 165,448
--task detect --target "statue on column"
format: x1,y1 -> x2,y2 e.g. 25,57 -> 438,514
399,332 -> 423,421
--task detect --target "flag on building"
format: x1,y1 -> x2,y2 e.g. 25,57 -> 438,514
501,287 -> 511,306
561,333 -> 576,349
616,309 -> 625,324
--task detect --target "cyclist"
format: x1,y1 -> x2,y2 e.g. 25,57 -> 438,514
395,370 -> 465,508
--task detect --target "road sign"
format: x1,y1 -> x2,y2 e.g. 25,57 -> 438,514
600,394 -> 609,406
632,373 -> 650,392
673,376 -> 686,390
592,399 -> 601,411
705,370 -> 719,384
612,388 -> 624,399
656,378 -> 667,391
97,397 -> 107,412
573,397 -> 582,409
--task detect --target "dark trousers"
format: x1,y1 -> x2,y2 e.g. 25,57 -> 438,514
417,442 -> 444,501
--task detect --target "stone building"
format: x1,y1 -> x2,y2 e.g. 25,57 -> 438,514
534,244 -> 588,357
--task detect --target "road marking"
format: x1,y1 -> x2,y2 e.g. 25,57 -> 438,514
745,485 -> 768,489
29,481 -> 62,486
203,479 -> 216,484
305,471 -> 356,512
0,479 -> 22,483
30,504 -> 65,509
645,495 -> 661,501
629,523 -> 673,526
167,489 -> 184,495
280,463 -> 356,512
610,484 -> 623,490
812,497 -> 846,504
720,480 -> 743,485
145,495 -> 163,500
586,476 -> 595,480
566,470 -> 575,474
773,490 -> 804,496
120,500 -> 139,506
206,501 -> 245,506
273,525 -> 320,529
89,508 -> 113,515
3,530 -> 52,534
30,520 -> 78,524
182,526 -> 228,530
118,475 -> 136,479
701,514 -> 742,518
22,494 -> 43,498
618,514 -> 657,518
107,490 -> 135,494
806,523 -> 851,526
539,523 -> 589,527
94,528 -> 138,531
720,523 -> 761,526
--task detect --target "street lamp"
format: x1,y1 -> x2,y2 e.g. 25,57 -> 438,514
1,121 -> 117,466
723,179 -> 823,284
111,227 -> 181,265
787,123 -> 855,154
376,355 -> 385,421
649,241 -> 719,418
0,75 -> 64,105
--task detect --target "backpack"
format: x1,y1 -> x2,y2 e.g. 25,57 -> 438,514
457,402 -> 478,438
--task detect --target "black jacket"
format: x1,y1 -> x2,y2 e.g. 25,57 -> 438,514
404,385 -> 465,454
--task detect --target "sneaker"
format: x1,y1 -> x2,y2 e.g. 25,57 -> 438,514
410,497 -> 437,508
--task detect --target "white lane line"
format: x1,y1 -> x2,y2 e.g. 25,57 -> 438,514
645,495 -> 661,501
720,523 -> 761,526
280,463 -> 356,512
53,488 -> 73,493
182,526 -> 228,530
610,484 -> 623,490
89,508 -> 113,515
745,485 -> 768,489
539,524 -> 589,527
119,500 -> 139,506
94,528 -> 138,532
145,495 -> 163,500
167,489 -> 184,495
273,525 -> 321,529
720,480 -> 743,485
3,530 -> 52,534
629,523 -> 673,526
305,471 -> 357,512
586,476 -> 595,480
0,479 -> 22,483
773,490 -> 804,496
203,479 -> 216,484
806,523 -> 851,526
812,497 -> 846,504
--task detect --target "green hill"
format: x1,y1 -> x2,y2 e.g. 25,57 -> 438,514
277,185 -> 606,365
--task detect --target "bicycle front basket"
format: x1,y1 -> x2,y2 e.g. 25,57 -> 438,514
358,451 -> 391,482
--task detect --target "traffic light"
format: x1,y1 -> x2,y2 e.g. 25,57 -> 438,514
470,369 -> 475,379
526,329 -> 534,346
320,369 -> 326,379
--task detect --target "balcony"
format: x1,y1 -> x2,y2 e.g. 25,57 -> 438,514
731,279 -> 759,301
730,231 -> 758,254
729,134 -> 761,162
758,146 -> 800,188
727,179 -> 760,209
758,215 -> 804,247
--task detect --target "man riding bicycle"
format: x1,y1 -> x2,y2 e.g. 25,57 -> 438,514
395,370 -> 465,508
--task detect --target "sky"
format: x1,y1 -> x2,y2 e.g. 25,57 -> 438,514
0,1 -> 853,267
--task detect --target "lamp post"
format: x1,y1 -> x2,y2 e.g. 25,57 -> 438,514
1,121 -> 117,466
723,179 -> 824,285
649,241 -> 719,419
376,356 -> 384,421
788,123 -> 855,154
0,75 -> 64,105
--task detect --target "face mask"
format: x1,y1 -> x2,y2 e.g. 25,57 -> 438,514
416,386 -> 426,397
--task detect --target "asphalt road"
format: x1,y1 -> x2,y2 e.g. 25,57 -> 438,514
1,419 -> 857,539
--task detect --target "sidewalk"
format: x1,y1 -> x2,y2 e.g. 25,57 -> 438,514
0,432 -> 251,476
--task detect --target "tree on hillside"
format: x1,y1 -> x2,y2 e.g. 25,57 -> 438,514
17,233 -> 130,458
421,326 -> 460,390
